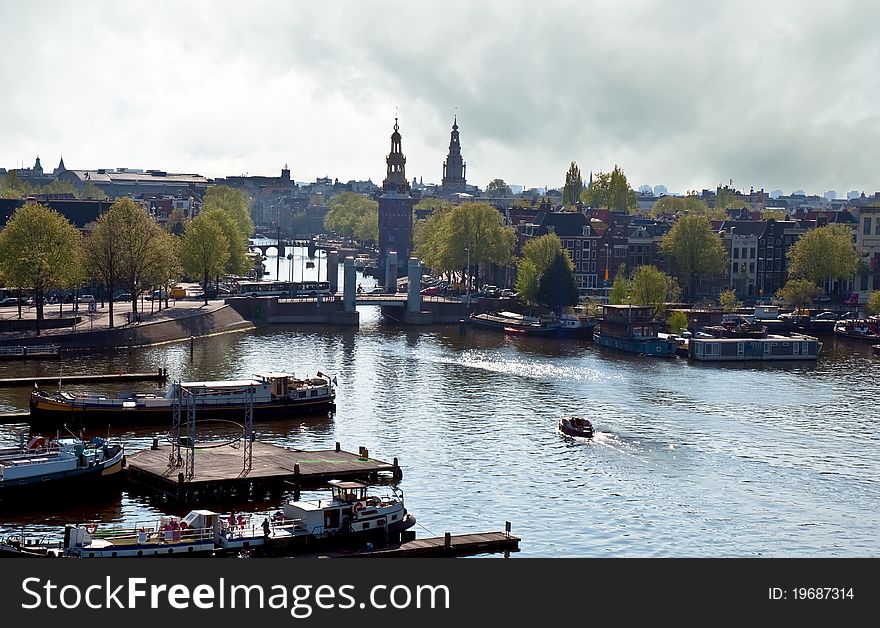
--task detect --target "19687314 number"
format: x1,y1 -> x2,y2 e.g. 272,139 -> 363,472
769,588 -> 854,600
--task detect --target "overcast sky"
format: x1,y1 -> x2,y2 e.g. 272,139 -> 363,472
2,0 -> 878,196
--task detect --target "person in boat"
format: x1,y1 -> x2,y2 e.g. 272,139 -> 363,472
262,518 -> 271,539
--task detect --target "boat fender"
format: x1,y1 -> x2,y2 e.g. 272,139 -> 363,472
85,523 -> 98,534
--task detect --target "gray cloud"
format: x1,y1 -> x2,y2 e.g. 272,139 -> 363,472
1,0 -> 878,195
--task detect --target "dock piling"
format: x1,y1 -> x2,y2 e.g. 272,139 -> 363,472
444,532 -> 451,550
335,441 -> 340,452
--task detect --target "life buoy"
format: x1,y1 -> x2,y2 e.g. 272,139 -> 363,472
178,521 -> 188,530
85,523 -> 98,534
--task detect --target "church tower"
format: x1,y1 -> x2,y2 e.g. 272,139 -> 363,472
378,118 -> 414,281
441,116 -> 467,194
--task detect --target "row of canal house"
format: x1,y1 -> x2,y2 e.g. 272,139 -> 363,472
503,203 -> 866,303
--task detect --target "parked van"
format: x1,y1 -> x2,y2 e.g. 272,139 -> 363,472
170,286 -> 187,299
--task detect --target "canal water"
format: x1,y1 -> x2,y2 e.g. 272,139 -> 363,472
1,305 -> 878,557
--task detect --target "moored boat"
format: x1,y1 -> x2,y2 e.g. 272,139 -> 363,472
29,371 -> 336,428
469,311 -> 562,336
7,480 -> 414,557
834,317 -> 880,342
558,416 -> 594,438
0,435 -> 125,505
593,304 -> 678,357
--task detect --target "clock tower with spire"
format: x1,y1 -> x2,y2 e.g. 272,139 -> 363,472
378,118 -> 414,281
441,115 -> 467,194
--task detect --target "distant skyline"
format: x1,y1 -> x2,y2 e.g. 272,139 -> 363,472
2,1 -> 879,197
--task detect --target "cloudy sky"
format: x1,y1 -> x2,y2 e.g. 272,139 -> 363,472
2,0 -> 878,196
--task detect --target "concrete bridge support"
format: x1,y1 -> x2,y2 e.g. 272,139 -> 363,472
330,256 -> 359,325
328,250 -> 339,293
384,251 -> 398,293
403,257 -> 434,324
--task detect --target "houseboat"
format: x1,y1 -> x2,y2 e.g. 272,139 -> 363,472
558,307 -> 597,339
29,371 -> 336,428
5,480 -> 414,558
833,317 -> 880,342
0,436 -> 125,505
593,304 -> 678,356
689,333 -> 821,361
469,311 -> 562,336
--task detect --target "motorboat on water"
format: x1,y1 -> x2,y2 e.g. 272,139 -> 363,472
558,416 -> 594,438
0,435 -> 125,504
29,371 -> 336,428
469,311 -> 562,336
4,480 -> 414,558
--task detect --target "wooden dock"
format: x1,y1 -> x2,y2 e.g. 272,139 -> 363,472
0,369 -> 168,387
126,441 -> 402,502
296,531 -> 521,558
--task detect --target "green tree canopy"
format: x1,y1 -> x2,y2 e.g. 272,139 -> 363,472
39,180 -> 78,196
629,265 -> 680,319
415,201 -> 514,289
667,310 -> 688,334
514,258 -> 539,306
485,179 -> 512,197
761,208 -> 786,221
581,165 -> 637,213
776,278 -> 819,309
414,197 -> 453,216
714,186 -> 748,213
201,207 -> 250,276
660,215 -> 728,301
719,289 -> 741,312
324,192 -> 379,244
181,214 -> 229,305
79,182 -> 108,200
535,252 -> 580,313
203,185 -> 253,239
866,291 -> 880,316
562,161 -> 582,206
0,170 -> 33,199
787,224 -> 860,285
608,264 -> 629,305
0,202 -> 82,332
94,198 -> 172,317
649,195 -> 725,219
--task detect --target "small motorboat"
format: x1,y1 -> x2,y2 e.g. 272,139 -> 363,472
559,416 -> 594,438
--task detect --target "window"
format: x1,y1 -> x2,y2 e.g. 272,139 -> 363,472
749,262 -> 755,273
733,248 -> 740,259
750,248 -> 756,259
865,217 -> 873,235
733,262 -> 739,273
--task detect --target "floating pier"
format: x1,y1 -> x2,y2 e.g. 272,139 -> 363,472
337,531 -> 521,558
126,441 -> 402,503
0,369 -> 168,387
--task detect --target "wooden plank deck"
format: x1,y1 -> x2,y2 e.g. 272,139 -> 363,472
303,532 -> 521,558
126,442 -> 401,500
0,370 -> 168,387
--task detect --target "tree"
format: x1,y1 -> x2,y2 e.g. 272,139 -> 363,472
181,214 -> 229,305
719,289 -> 741,312
324,192 -> 379,244
649,195 -> 725,220
660,215 -> 728,301
714,186 -> 748,213
414,197 -> 453,216
166,206 -> 187,236
201,208 -> 250,276
39,180 -> 78,196
516,234 -> 571,305
485,179 -> 512,197
415,201 -> 514,290
562,161 -> 582,206
203,185 -> 253,239
98,198 -> 171,318
535,252 -> 580,313
608,264 -> 629,304
515,259 -> 539,306
629,265 -> 680,319
777,278 -> 819,309
0,170 -> 33,199
667,310 -> 688,334
0,203 -> 82,334
762,208 -> 786,221
787,224 -> 860,287
581,165 -> 637,213
79,182 -> 108,200
867,291 -> 880,316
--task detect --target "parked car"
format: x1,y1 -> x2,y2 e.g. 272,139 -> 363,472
113,292 -> 133,302
813,294 -> 831,302
811,311 -> 838,320
79,294 -> 96,304
0,297 -> 24,306
366,287 -> 386,294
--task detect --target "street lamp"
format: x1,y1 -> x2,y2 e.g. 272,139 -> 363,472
465,245 -> 470,307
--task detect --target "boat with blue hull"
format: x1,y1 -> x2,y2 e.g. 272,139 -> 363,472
593,304 -> 678,357
0,436 -> 125,506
